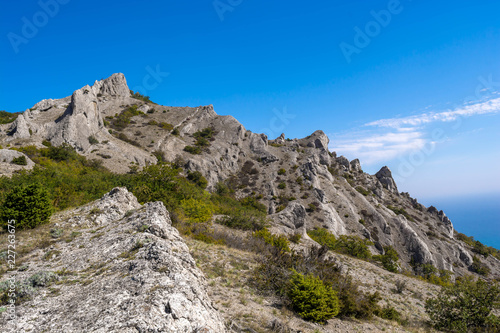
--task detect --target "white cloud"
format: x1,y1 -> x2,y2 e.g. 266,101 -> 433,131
366,97 -> 500,128
330,130 -> 426,164
329,95 -> 500,167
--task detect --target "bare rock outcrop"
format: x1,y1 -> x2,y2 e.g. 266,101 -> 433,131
376,166 -> 398,193
1,188 -> 226,332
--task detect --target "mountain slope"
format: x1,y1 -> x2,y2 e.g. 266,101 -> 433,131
1,73 -> 498,282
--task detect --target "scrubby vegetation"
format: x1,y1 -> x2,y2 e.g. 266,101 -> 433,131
108,105 -> 144,131
0,183 -> 53,230
307,228 -> 372,260
387,205 -> 415,222
456,232 -> 500,260
0,110 -> 19,125
287,270 -> 340,322
130,90 -> 155,104
425,277 -> 500,332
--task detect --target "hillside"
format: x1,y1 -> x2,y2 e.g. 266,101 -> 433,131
0,73 -> 499,332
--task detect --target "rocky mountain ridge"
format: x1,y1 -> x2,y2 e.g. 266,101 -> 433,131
1,73 -> 498,280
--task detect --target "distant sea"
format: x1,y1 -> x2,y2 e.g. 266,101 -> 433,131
421,193 -> 500,249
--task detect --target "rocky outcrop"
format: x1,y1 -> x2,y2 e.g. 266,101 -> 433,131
376,166 -> 398,193
47,85 -> 103,151
2,73 -> 496,280
0,188 -> 225,332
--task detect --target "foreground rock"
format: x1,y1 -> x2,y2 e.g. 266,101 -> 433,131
0,188 -> 225,332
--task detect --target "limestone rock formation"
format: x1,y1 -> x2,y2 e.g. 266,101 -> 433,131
1,73 -> 498,280
0,188 -> 226,332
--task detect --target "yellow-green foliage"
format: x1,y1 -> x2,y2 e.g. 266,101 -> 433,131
180,198 -> 213,223
425,277 -> 500,332
307,228 -> 372,260
373,245 -> 399,273
0,183 -> 53,230
253,228 -> 290,252
287,270 -> 339,322
307,228 -> 337,249
334,235 -> 372,259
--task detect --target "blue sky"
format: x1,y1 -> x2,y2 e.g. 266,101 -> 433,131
1,1 -> 499,231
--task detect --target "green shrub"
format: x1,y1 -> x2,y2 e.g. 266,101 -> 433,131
0,110 -> 19,124
88,136 -> 99,145
278,168 -> 286,175
171,127 -> 180,136
130,90 -> 154,103
254,228 -> 290,252
289,233 -> 302,244
159,122 -> 173,131
307,228 -> 336,249
218,211 -> 267,231
180,198 -> 213,223
470,255 -> 490,276
355,186 -> 370,196
378,246 -> 399,273
334,235 -> 372,259
184,145 -> 202,155
11,155 -> 28,166
387,205 -> 415,222
187,171 -> 208,189
278,182 -> 286,190
0,183 -> 53,230
376,305 -> 401,322
287,270 -> 340,322
425,277 -> 500,332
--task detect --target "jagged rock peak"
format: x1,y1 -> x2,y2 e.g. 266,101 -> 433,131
376,166 -> 398,193
302,130 -> 329,149
92,73 -> 130,98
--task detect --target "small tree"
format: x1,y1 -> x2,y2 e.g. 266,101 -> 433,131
425,277 -> 500,332
0,183 -> 53,230
287,270 -> 340,322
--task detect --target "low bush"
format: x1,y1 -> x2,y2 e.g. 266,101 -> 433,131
184,145 -> 202,155
11,155 -> 28,166
287,270 -> 340,322
253,228 -> 290,253
0,183 -> 53,230
425,277 -> 500,332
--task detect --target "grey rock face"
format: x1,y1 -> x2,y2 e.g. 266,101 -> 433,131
376,166 -> 398,193
48,85 -> 103,151
93,73 -> 130,97
1,188 -> 225,333
2,73 -> 497,279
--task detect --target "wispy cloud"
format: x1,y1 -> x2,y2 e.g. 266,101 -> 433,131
330,129 -> 426,164
329,95 -> 500,166
366,97 -> 500,128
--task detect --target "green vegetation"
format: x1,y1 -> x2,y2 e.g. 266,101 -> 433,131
387,205 -> 415,222
184,127 -> 216,154
278,168 -> 286,175
307,228 -> 337,249
277,182 -> 286,190
11,155 -> 28,166
130,90 -> 155,104
88,136 -> 99,145
307,228 -> 372,260
0,183 -> 53,230
287,270 -> 340,322
0,110 -> 19,125
254,228 -> 290,253
355,186 -> 370,196
183,145 -> 202,154
425,277 -> 500,332
186,171 -> 208,189
456,232 -> 500,260
470,255 -> 490,276
108,105 -> 144,131
373,246 -> 400,273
